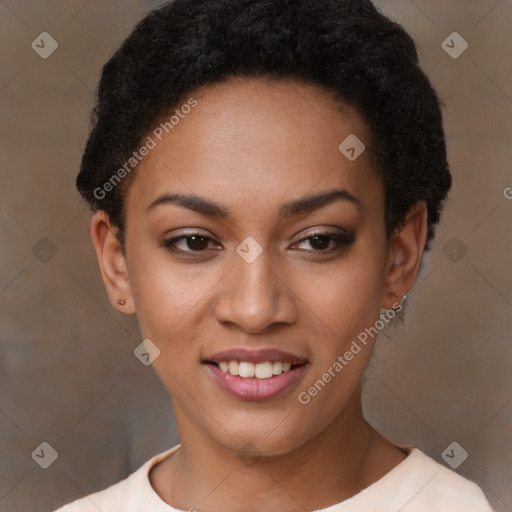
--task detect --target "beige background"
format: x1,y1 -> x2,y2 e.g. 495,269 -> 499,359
0,1 -> 511,511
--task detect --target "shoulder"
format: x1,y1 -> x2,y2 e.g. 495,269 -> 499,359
379,448 -> 494,511
51,445 -> 181,512
52,474 -> 131,512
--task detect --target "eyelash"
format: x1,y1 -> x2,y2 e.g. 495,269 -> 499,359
162,230 -> 355,257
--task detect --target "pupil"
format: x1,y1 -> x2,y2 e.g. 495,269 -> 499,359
310,235 -> 329,250
188,236 -> 208,251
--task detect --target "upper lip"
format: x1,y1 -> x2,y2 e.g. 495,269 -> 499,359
204,348 -> 308,365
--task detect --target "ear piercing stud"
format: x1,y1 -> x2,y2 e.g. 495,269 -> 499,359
117,299 -> 126,305
393,292 -> 407,307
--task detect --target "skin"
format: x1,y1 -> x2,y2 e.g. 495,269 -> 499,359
91,76 -> 427,511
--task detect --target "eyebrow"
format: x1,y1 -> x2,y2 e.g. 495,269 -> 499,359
147,188 -> 360,219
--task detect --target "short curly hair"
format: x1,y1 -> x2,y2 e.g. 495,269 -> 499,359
77,0 -> 451,252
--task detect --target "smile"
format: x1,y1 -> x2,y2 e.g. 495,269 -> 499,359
217,360 -> 293,379
203,348 -> 309,401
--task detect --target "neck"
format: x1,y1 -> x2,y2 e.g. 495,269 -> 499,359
151,386 -> 406,512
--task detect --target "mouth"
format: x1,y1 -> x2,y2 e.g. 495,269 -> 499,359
204,360 -> 306,379
202,348 -> 309,401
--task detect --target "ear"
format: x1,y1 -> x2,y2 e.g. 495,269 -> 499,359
382,201 -> 428,309
90,210 -> 136,314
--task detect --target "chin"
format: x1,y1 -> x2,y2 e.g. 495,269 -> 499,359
207,414 -> 314,459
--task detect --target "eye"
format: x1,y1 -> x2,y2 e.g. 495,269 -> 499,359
162,229 -> 355,258
291,230 -> 355,253
163,233 -> 221,255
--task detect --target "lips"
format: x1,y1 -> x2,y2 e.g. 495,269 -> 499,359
202,348 -> 308,401
205,348 -> 307,365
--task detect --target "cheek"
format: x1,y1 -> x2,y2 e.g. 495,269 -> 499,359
292,247 -> 385,347
135,275 -> 216,342
288,258 -> 383,439
127,242 -> 223,339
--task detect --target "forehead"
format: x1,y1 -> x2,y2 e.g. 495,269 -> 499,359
125,76 -> 382,222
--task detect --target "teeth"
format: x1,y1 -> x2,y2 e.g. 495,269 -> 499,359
255,361 -> 273,379
238,361 -> 255,378
217,360 -> 296,379
228,361 -> 239,376
272,361 -> 283,375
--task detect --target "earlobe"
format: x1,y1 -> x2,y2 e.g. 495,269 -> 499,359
90,211 -> 136,314
382,201 -> 428,310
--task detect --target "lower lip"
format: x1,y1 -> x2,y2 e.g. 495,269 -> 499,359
205,363 -> 308,401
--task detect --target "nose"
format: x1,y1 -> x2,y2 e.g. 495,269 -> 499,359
213,247 -> 298,334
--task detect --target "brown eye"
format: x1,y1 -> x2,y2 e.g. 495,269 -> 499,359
184,235 -> 210,251
163,233 -> 219,254
292,231 -> 355,253
308,235 -> 332,251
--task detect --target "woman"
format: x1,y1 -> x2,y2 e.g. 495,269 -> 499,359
54,0 -> 493,510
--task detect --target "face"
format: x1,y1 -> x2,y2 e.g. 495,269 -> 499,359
93,76 -> 426,457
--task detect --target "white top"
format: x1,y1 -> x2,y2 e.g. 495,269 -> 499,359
54,445 -> 493,511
